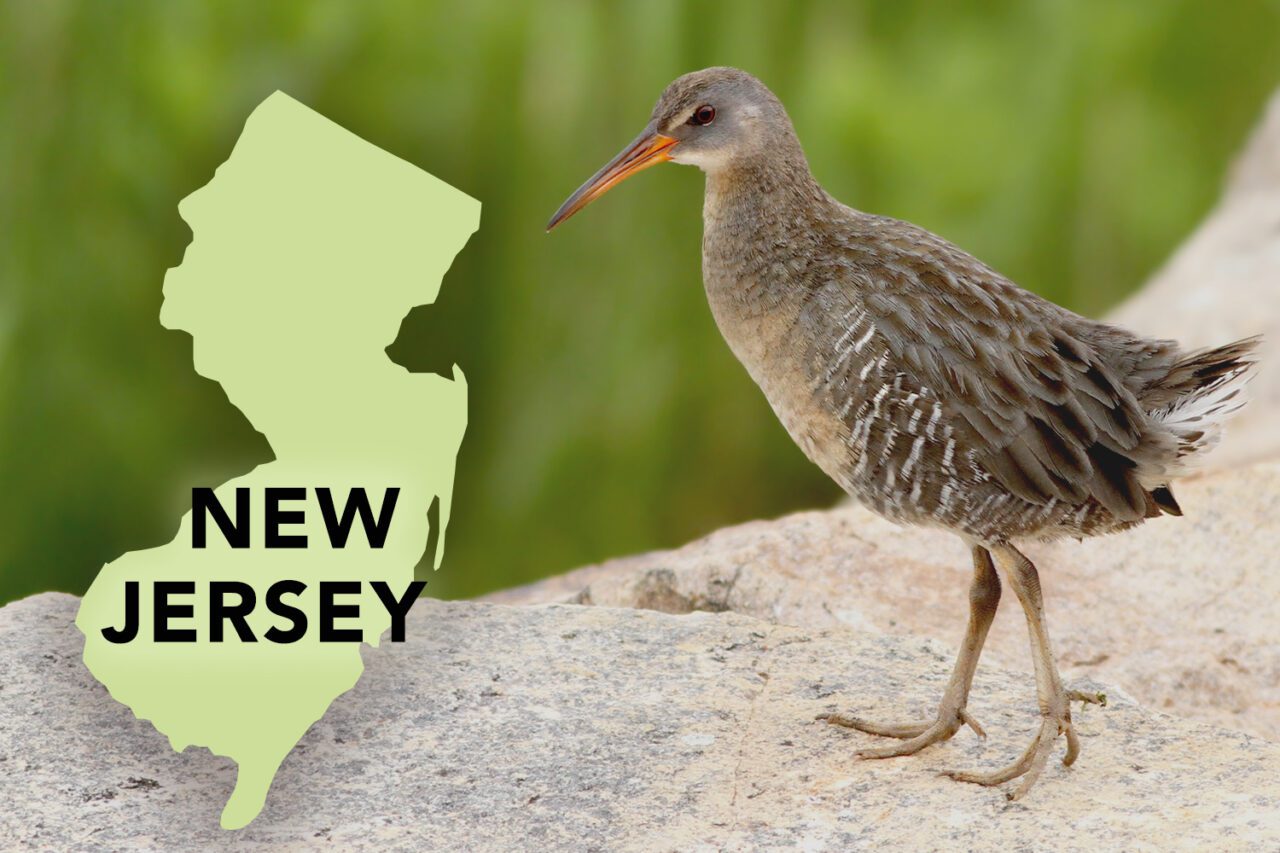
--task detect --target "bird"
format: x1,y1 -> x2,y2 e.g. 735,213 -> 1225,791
546,66 -> 1259,799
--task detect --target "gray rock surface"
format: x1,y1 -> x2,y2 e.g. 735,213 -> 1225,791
492,462 -> 1280,744
4,592 -> 1280,850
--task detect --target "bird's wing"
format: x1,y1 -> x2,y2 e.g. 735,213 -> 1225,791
840,216 -> 1166,520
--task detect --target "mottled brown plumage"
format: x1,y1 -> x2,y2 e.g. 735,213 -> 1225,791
549,66 -> 1259,799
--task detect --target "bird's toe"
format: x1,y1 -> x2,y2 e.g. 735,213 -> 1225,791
817,712 -> 933,739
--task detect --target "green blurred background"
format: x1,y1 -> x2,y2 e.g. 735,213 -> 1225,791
2,0 -> 1278,606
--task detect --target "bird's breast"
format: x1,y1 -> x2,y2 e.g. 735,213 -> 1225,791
700,254 -> 857,491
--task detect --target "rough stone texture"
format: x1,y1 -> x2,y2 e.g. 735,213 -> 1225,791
490,462 -> 1280,743
4,593 -> 1280,850
1106,87 -> 1280,469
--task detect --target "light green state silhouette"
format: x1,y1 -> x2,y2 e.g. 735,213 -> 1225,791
75,92 -> 478,830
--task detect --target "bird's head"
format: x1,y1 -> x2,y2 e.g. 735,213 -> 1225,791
547,67 -> 793,230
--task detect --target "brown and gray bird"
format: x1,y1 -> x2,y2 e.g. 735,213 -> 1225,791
547,67 -> 1258,799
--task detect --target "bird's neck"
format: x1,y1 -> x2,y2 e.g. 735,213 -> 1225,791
701,151 -> 832,304
697,152 -> 837,426
704,150 -> 826,227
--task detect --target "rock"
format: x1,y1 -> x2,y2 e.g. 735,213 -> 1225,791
4,593 -> 1280,849
490,462 -> 1280,743
1105,87 -> 1280,469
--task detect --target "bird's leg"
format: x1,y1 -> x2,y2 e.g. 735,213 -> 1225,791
819,545 -> 1000,757
944,544 -> 1102,799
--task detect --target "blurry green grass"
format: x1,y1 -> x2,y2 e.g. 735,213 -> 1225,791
1,0 -> 1278,605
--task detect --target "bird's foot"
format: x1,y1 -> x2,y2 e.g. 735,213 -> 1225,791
817,703 -> 986,759
941,689 -> 1105,800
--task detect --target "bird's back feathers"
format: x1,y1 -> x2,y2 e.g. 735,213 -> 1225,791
699,164 -> 1259,542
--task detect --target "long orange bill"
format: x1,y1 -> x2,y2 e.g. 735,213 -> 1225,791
546,123 -> 678,231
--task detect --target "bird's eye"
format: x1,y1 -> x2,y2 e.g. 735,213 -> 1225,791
689,104 -> 716,126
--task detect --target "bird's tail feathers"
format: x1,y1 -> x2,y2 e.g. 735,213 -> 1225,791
1151,335 -> 1260,472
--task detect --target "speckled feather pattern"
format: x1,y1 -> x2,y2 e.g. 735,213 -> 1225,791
693,75 -> 1257,545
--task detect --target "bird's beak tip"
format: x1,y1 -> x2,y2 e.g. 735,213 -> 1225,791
545,208 -> 571,233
